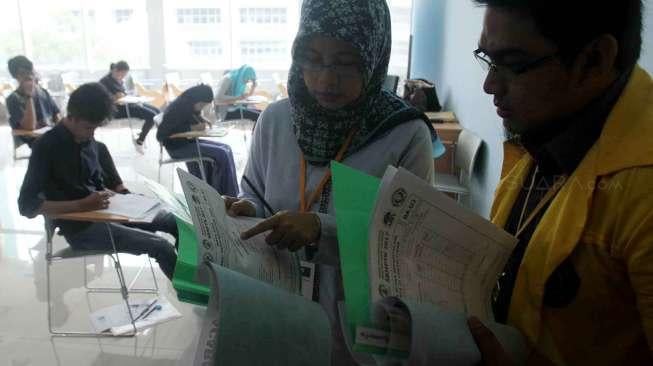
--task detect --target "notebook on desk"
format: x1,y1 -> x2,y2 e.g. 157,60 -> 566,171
96,193 -> 161,219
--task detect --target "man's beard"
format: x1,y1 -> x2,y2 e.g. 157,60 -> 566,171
503,119 -> 523,141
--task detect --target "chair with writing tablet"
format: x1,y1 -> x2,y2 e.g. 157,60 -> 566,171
153,113 -> 215,183
44,215 -> 159,337
434,129 -> 483,206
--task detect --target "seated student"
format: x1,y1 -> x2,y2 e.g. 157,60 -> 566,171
156,84 -> 239,196
467,0 -> 653,365
215,65 -> 261,122
99,61 -> 159,153
18,82 -> 179,281
6,55 -> 61,148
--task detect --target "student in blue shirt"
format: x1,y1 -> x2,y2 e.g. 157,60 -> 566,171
6,55 -> 61,147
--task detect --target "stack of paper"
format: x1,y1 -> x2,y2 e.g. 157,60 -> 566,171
97,193 -> 160,219
90,297 -> 182,336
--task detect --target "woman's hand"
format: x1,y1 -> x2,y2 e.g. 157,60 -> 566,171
240,211 -> 321,251
223,196 -> 257,217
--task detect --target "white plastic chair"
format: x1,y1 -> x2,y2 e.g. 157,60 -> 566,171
44,218 -> 159,337
434,129 -> 483,204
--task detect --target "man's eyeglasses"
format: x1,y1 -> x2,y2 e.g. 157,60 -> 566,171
473,49 -> 558,78
294,53 -> 362,78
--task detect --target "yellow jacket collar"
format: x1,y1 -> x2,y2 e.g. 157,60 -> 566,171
491,65 -> 653,345
596,66 -> 653,175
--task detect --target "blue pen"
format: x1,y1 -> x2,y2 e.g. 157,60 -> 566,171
134,299 -> 158,321
141,304 -> 162,320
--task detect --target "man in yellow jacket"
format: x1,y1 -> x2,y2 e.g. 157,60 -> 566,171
468,0 -> 653,364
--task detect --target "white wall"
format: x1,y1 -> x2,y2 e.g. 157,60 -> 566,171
411,0 -> 653,217
641,1 -> 653,72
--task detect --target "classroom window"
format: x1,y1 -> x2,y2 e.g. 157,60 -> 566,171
188,41 -> 223,57
240,41 -> 286,59
114,9 -> 134,24
239,8 -> 287,24
177,8 -> 221,24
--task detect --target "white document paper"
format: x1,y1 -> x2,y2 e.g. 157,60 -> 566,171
368,167 -> 517,320
366,298 -> 528,366
142,177 -> 192,224
177,169 -> 301,294
94,193 -> 160,219
90,297 -> 182,336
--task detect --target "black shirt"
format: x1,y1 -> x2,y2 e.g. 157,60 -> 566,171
7,87 -> 60,130
18,123 -> 123,237
99,73 -> 125,96
156,101 -> 203,151
492,69 -> 632,323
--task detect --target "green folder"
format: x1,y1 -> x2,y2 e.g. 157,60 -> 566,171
331,162 -> 384,354
172,217 -> 209,305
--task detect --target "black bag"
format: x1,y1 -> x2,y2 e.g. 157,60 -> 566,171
403,78 -> 442,112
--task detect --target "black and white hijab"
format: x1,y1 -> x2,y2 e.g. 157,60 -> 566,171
289,0 -> 440,165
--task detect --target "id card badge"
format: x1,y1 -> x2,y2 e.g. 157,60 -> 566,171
300,260 -> 319,301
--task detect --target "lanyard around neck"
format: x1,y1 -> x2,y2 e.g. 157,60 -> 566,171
299,129 -> 357,213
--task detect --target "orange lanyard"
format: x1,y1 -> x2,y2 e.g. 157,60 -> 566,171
299,129 -> 357,213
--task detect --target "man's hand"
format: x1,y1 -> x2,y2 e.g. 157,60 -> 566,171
113,92 -> 126,103
20,79 -> 36,97
240,211 -> 321,251
78,191 -> 114,212
223,196 -> 257,217
468,317 -> 515,366
113,184 -> 130,194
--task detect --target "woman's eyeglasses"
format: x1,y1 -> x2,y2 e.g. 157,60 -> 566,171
473,49 -> 558,79
295,54 -> 362,78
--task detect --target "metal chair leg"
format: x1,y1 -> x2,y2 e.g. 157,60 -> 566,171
106,223 -> 138,335
194,138 -> 207,181
46,254 -> 136,337
46,222 -> 159,337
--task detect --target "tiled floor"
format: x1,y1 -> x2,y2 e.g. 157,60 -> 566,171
0,120 -> 253,365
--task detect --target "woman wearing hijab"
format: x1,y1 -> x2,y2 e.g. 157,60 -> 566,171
215,64 -> 261,122
225,0 -> 443,363
156,84 -> 238,196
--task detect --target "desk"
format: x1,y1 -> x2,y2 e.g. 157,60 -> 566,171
117,96 -> 154,105
12,126 -> 52,138
170,129 -> 228,140
52,210 -> 154,224
12,127 -> 52,160
213,95 -> 269,107
429,113 -> 463,175
167,129 -> 231,181
215,96 -> 270,121
426,111 -> 457,123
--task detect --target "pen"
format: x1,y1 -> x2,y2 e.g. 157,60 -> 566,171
141,304 -> 162,320
242,175 -> 275,218
134,299 -> 158,322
